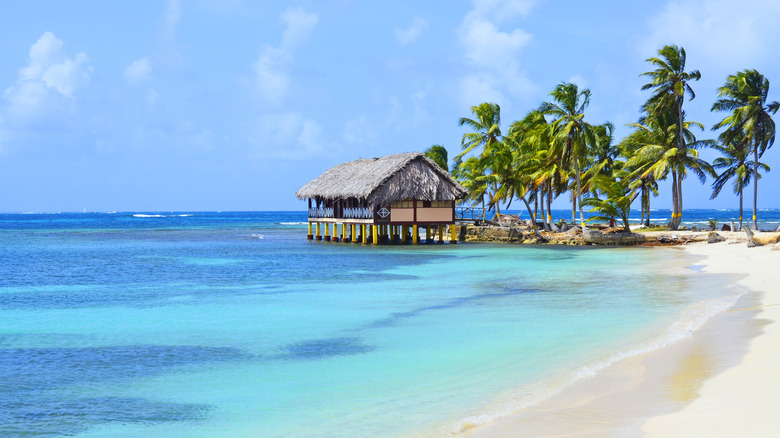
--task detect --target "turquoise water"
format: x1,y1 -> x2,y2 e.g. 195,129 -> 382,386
0,212 -> 742,437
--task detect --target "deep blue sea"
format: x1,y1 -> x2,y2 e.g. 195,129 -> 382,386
0,210 -> 755,437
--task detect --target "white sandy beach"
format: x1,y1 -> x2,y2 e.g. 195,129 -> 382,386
461,235 -> 780,438
643,240 -> 780,437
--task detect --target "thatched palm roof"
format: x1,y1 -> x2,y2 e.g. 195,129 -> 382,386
295,152 -> 467,205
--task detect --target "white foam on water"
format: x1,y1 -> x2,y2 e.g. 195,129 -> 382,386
279,222 -> 307,225
442,290 -> 746,436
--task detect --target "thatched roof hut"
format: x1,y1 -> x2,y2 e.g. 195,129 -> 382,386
295,152 -> 467,206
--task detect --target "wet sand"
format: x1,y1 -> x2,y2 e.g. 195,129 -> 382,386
460,240 -> 777,437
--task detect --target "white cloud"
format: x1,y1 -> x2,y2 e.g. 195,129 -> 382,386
124,58 -> 152,83
4,32 -> 92,119
384,91 -> 430,129
249,112 -> 328,159
642,0 -> 780,68
164,0 -> 182,40
343,115 -> 377,145
461,18 -> 531,67
457,1 -> 536,106
459,74 -> 506,107
470,0 -> 536,22
297,119 -> 324,155
254,47 -> 291,103
254,7 -> 318,103
281,6 -> 319,49
395,17 -> 428,45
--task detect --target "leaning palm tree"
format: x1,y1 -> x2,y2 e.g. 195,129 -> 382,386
540,82 -> 595,231
424,145 -> 448,170
712,69 -> 779,230
640,45 -> 701,229
710,132 -> 770,231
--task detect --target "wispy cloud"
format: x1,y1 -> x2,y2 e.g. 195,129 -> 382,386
124,58 -> 152,83
248,112 -> 328,159
395,18 -> 428,45
255,6 -> 318,104
641,0 -> 780,69
457,0 -> 537,107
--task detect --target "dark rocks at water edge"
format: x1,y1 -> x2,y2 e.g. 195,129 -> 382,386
581,229 -> 648,246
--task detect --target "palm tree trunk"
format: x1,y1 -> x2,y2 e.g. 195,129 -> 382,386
644,182 -> 651,227
494,183 -> 502,225
534,190 -> 539,223
546,182 -> 553,229
640,183 -> 646,226
539,187 -> 548,230
739,186 -> 743,231
670,170 -> 679,230
571,191 -> 576,224
753,146 -> 759,230
521,196 -> 537,230
676,174 -> 683,229
574,156 -> 585,231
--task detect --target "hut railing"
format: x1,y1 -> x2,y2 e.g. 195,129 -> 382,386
456,206 -> 485,221
343,207 -> 373,219
308,207 -> 334,218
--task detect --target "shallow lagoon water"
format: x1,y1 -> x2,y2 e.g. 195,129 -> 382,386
0,212 -> 743,437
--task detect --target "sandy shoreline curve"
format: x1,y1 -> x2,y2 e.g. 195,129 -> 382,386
642,241 -> 780,437
458,237 -> 779,437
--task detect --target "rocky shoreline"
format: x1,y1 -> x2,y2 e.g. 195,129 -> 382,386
459,223 -> 780,249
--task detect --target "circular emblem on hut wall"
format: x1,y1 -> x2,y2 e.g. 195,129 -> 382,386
378,208 -> 390,218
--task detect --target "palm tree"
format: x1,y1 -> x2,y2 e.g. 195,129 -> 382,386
710,132 -> 770,231
540,82 -> 595,231
640,45 -> 701,229
505,110 -> 550,229
582,173 -> 633,233
626,111 -> 714,228
456,103 -> 507,218
453,156 -> 488,215
712,69 -> 779,230
456,103 -> 502,160
424,145 -> 448,170
621,128 -> 659,227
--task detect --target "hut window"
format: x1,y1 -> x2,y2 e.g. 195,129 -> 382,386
416,201 -> 423,208
431,201 -> 452,208
391,200 -> 414,208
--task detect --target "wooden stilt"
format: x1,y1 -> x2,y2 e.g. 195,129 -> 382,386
324,221 -> 330,241
412,224 -> 419,244
307,222 -> 313,240
438,224 -> 444,243
450,223 -> 457,244
315,222 -> 322,240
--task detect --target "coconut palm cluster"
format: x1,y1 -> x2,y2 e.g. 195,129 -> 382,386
429,45 -> 778,232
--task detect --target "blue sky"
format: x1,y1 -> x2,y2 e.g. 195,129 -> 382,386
1,0 -> 779,212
